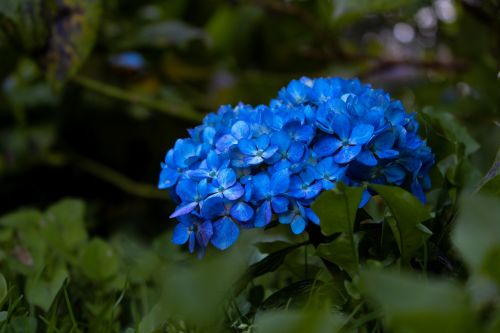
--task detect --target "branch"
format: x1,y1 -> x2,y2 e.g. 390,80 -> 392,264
72,75 -> 204,123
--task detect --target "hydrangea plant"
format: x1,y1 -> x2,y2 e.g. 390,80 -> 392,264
158,77 -> 434,254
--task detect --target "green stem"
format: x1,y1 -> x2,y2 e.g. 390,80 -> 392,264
72,75 -> 204,123
44,152 -> 165,200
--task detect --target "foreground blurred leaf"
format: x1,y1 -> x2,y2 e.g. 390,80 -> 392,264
25,266 -> 67,311
477,148 -> 500,197
258,279 -> 320,311
43,198 -> 87,253
79,238 -> 119,282
370,184 -> 432,263
235,243 -> 303,294
2,316 -> 38,333
452,194 -> 500,285
254,309 -> 343,333
44,0 -> 101,87
0,273 -> 7,305
0,0 -> 48,51
360,270 -> 475,333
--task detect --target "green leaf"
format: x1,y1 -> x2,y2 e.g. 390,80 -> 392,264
316,232 -> 362,277
332,0 -> 419,25
25,266 -> 68,311
360,270 -> 475,333
43,198 -> 87,252
259,279 -> 320,311
0,208 -> 42,229
254,309 -> 344,333
234,243 -> 303,294
0,0 -> 49,51
312,184 -> 363,236
254,240 -> 295,254
0,273 -> 7,305
3,316 -> 38,333
421,108 -> 480,156
370,184 -> 432,263
44,0 -> 101,87
477,148 -> 500,197
452,194 -> 500,285
79,238 -> 119,282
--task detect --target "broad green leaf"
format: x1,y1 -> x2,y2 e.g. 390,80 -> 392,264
43,198 -> 87,252
79,238 -> 119,282
316,232 -> 362,277
0,208 -> 42,229
370,184 -> 432,263
333,0 -> 419,25
234,243 -> 303,294
3,316 -> 38,333
0,273 -> 7,305
254,240 -> 295,254
258,279 -> 320,311
254,309 -> 343,333
44,0 -> 101,87
421,108 -> 480,156
452,194 -> 500,285
25,266 -> 68,311
360,270 -> 475,333
312,184 -> 363,236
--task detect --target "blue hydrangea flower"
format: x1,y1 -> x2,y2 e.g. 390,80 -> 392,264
159,77 -> 434,254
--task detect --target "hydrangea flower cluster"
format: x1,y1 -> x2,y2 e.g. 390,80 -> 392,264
158,77 -> 434,254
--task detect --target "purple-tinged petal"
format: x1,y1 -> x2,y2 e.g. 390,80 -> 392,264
169,202 -> 198,218
200,196 -> 225,219
188,234 -> 196,253
349,124 -> 374,145
211,217 -> 239,250
216,134 -> 237,153
253,173 -> 271,200
197,221 -> 214,247
223,183 -> 244,200
334,145 -> 362,164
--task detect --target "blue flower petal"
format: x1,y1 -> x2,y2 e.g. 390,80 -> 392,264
332,114 -> 351,140
238,139 -> 257,155
254,201 -> 272,227
291,215 -> 306,234
288,142 -> 306,162
216,134 -> 237,153
223,183 -> 245,200
211,217 -> 240,250
313,136 -> 342,158
271,196 -> 289,213
270,168 -> 290,195
158,168 -> 179,189
197,221 -> 214,247
349,124 -> 374,145
356,150 -> 378,166
231,120 -> 250,140
375,149 -> 399,159
170,202 -> 198,218
172,223 -> 191,245
217,168 -> 237,188
334,145 -> 362,164
230,202 -> 254,222
255,135 -> 270,150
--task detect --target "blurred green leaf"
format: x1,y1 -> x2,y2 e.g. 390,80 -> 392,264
235,243 -> 303,295
259,279 -> 319,311
2,316 -> 38,333
360,270 -> 475,333
370,184 -> 432,263
0,0 -> 48,51
312,184 -> 362,236
254,309 -> 343,333
477,148 -> 500,197
316,233 -> 362,277
25,266 -> 67,311
44,0 -> 101,87
452,194 -> 500,285
79,238 -> 119,282
422,108 -> 480,156
0,273 -> 7,305
254,240 -> 295,254
43,198 -> 87,253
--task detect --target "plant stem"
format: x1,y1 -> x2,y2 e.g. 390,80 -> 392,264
73,75 -> 204,123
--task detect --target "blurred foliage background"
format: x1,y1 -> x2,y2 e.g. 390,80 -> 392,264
0,0 -> 499,332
